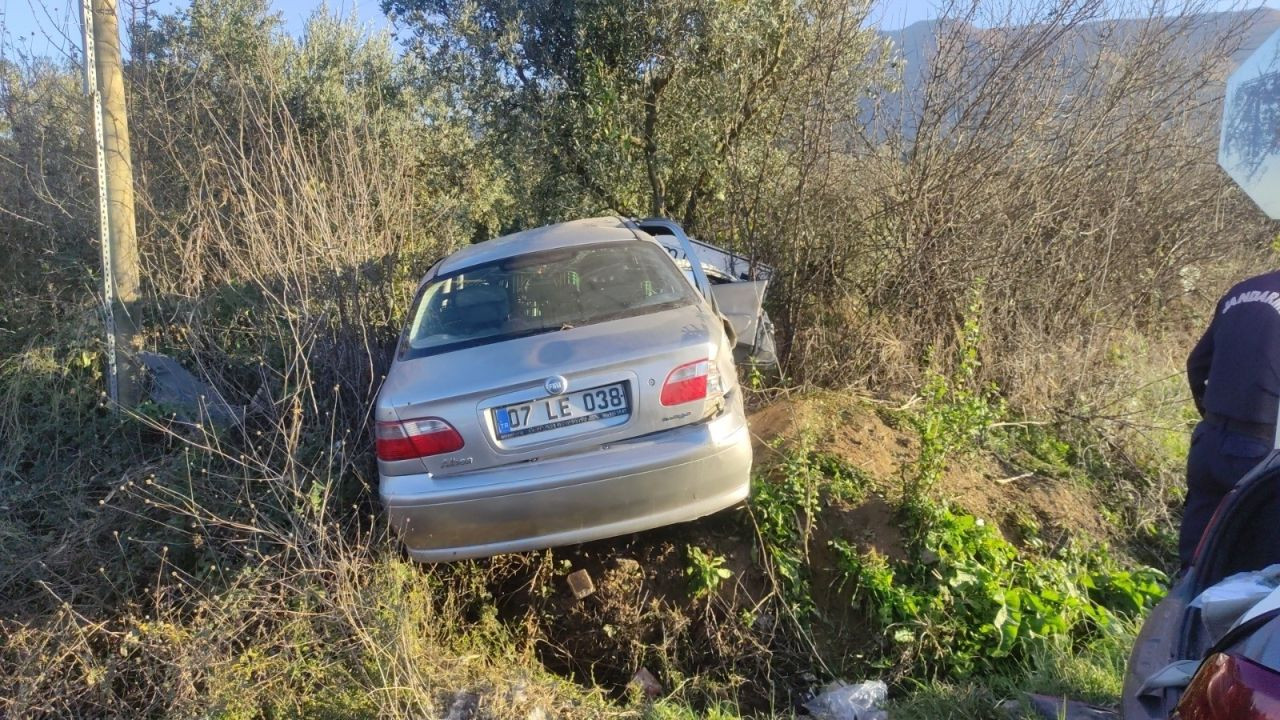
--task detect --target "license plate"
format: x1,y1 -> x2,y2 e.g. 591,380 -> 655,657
492,382 -> 630,439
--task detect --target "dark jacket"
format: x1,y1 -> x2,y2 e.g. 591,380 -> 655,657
1188,270 -> 1280,425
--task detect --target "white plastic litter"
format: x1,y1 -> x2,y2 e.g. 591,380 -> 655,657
803,680 -> 889,720
1189,564 -> 1280,642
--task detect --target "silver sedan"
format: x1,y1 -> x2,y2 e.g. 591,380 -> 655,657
376,217 -> 753,562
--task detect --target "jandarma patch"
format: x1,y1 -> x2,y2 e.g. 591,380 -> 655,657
1222,290 -> 1280,315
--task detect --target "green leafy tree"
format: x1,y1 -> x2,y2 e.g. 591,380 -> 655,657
385,0 -> 888,230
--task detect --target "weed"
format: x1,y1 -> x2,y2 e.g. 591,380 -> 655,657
891,618 -> 1138,717
686,546 -> 733,600
834,501 -> 1164,679
810,450 -> 871,504
1023,620 -> 1137,705
646,699 -> 745,719
750,434 -> 867,615
906,285 -> 1005,506
989,423 -> 1077,479
890,680 -> 1026,720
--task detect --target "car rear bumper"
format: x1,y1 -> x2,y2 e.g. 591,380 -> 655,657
379,407 -> 752,562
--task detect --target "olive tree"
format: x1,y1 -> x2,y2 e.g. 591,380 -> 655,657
385,0 -> 889,230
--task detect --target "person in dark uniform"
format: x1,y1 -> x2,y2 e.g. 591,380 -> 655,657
1182,270 -> 1280,567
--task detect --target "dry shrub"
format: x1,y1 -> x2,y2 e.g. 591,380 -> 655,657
0,18 -> 582,717
708,0 -> 1275,409
0,407 -> 591,717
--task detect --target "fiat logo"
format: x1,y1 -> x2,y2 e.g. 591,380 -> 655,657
544,375 -> 568,395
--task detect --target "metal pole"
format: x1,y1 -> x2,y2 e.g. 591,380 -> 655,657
81,0 -> 141,407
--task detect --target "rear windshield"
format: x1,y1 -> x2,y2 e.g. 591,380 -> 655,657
401,241 -> 698,358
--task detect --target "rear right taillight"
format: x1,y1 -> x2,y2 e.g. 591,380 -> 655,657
375,417 -> 464,461
661,359 -> 722,406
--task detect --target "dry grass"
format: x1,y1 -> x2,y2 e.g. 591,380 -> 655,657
0,53 -> 604,717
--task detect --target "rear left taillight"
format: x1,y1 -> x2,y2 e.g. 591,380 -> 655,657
1176,653 -> 1280,717
376,417 -> 464,461
661,359 -> 723,406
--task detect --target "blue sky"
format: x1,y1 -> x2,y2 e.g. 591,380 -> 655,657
3,0 -> 1278,62
3,0 -> 390,60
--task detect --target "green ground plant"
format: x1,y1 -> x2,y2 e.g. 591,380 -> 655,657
686,546 -> 733,600
890,619 -> 1138,719
739,392 -> 1163,711
835,285 -> 1168,682
646,700 -> 746,720
750,437 -> 826,616
906,286 -> 1006,507
749,434 -> 869,617
832,503 -> 1164,679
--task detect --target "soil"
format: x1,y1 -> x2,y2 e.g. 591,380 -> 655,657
942,458 -> 1113,544
750,394 -> 1112,549
487,511 -> 794,710
747,396 -> 917,482
487,393 -> 1115,710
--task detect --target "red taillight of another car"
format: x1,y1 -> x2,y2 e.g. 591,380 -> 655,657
1175,653 -> 1280,719
660,359 -> 722,406
376,417 -> 464,461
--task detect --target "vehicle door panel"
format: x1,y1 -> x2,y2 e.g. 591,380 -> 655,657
710,280 -> 769,359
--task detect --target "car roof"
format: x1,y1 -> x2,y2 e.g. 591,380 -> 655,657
435,216 -> 643,277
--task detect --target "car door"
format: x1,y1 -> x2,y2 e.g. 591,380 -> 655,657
710,280 -> 776,367
634,219 -> 777,368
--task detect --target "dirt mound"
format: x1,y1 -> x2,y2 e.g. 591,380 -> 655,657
747,394 -> 1112,546
749,394 -> 916,480
942,459 -> 1113,543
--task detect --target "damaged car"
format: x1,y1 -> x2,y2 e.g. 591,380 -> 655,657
1123,450 -> 1280,718
375,217 -> 753,562
633,218 -> 778,369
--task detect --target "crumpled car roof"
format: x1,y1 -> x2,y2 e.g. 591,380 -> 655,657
436,216 -> 637,277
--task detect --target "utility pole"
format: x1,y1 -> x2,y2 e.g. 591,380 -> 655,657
81,0 -> 141,407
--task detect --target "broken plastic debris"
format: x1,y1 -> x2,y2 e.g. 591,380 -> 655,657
139,351 -> 242,427
445,691 -> 479,720
566,569 -> 595,600
629,667 -> 662,699
1136,660 -> 1201,698
803,680 -> 888,720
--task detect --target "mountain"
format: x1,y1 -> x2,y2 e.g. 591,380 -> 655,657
874,8 -> 1280,139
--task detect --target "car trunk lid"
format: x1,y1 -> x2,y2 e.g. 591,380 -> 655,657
377,302 -> 725,477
